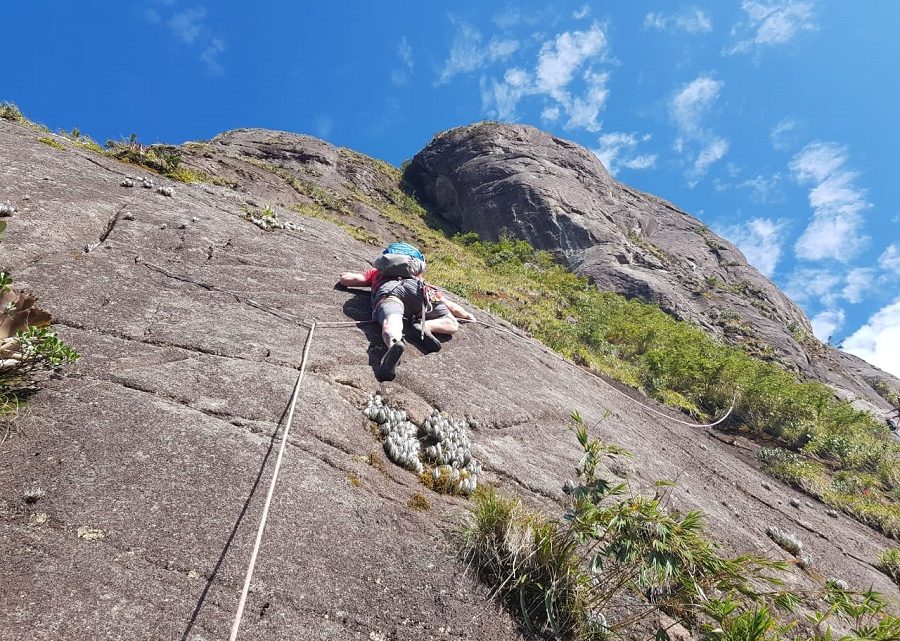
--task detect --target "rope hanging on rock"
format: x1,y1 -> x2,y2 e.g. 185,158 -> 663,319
228,320 -> 316,641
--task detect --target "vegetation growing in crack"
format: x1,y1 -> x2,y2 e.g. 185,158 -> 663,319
1,208 -> 79,435
37,136 -> 65,151
461,415 -> 900,640
1,272 -> 79,436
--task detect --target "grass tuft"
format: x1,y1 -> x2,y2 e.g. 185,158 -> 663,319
877,548 -> 900,585
408,493 -> 430,511
38,136 -> 66,151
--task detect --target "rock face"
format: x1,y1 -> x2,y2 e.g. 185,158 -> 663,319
405,122 -> 899,410
0,120 -> 898,640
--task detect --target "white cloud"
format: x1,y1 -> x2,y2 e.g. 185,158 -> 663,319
693,138 -> 729,178
718,217 -> 787,276
785,268 -> 842,306
541,105 -> 560,122
726,0 -> 817,55
671,76 -> 722,138
841,267 -> 875,304
535,23 -> 608,101
145,4 -> 225,74
811,308 -> 845,342
437,22 -> 519,85
391,36 -> 414,85
879,244 -> 900,275
480,67 -> 535,120
592,132 -> 657,176
738,173 -> 782,204
770,117 -> 800,151
564,71 -> 609,131
843,297 -> 900,377
669,76 -> 728,181
573,5 -> 591,20
644,7 -> 713,33
168,7 -> 207,44
199,37 -> 225,76
790,142 -> 870,262
480,23 -> 612,133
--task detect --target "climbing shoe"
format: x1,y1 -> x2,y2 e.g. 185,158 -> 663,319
379,339 -> 405,381
412,320 -> 442,353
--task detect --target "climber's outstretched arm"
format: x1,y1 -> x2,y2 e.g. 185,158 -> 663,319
443,297 -> 476,322
339,271 -> 368,287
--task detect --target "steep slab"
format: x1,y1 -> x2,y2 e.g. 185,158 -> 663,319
0,121 -> 896,639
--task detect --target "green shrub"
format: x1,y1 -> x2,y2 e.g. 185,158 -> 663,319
462,419 -> 900,640
461,417 -> 786,640
0,102 -> 24,122
105,140 -> 182,175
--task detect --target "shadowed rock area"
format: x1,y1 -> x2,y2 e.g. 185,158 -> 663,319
1,119 -> 898,640
405,122 -> 899,412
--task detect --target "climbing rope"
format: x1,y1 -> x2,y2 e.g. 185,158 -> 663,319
228,321 -> 316,641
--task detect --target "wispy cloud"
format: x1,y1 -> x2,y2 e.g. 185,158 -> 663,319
718,217 -> 787,276
540,105 -> 560,123
811,308 -> 845,342
437,21 -> 519,85
592,132 -> 657,176
726,0 -> 817,55
478,22 -> 612,132
573,5 -> 591,20
770,117 -> 800,151
145,3 -> 225,74
644,7 -> 713,34
841,267 -> 876,304
392,36 -> 414,85
738,173 -> 783,204
670,76 -> 722,139
669,76 -> 728,182
790,142 -> 870,262
843,297 -> 900,377
535,24 -> 608,100
785,267 -> 842,306
879,244 -> 900,275
169,7 -> 206,43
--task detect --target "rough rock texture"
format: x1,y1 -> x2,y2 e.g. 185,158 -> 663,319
406,122 -> 900,411
1,120 -> 897,640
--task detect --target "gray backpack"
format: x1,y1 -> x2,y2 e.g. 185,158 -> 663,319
374,252 -> 425,278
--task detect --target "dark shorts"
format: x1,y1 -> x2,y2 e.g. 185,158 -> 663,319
373,281 -> 451,325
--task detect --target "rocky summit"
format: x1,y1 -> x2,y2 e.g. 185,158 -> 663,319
406,123 -> 899,410
1,117 -> 899,640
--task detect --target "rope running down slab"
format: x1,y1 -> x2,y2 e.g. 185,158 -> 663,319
228,320 -> 316,641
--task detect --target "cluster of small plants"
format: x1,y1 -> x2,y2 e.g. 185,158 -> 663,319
460,413 -> 900,640
242,204 -> 300,232
1,194 -> 79,422
362,394 -> 481,495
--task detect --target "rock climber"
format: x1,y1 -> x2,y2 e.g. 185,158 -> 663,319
339,242 -> 476,381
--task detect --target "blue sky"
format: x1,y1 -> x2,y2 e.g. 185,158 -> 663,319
2,2 -> 899,376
